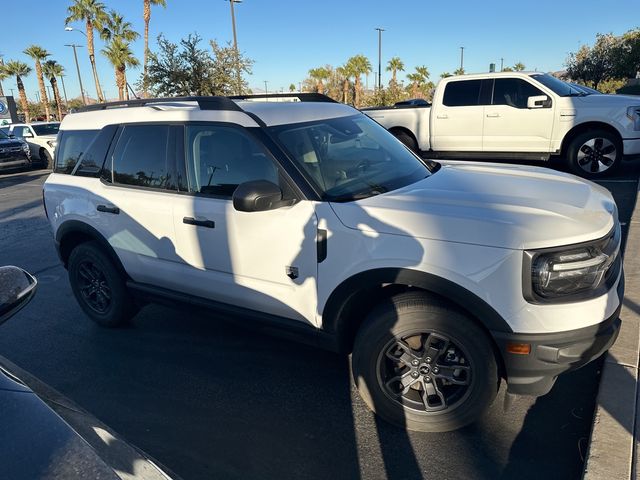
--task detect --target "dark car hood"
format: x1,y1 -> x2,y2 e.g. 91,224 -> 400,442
0,139 -> 24,149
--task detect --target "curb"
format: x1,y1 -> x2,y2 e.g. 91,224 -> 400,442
584,186 -> 640,479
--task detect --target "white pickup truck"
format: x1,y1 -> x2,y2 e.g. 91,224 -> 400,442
363,72 -> 640,178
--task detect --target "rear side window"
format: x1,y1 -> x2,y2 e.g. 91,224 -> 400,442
442,80 -> 482,107
111,125 -> 169,189
54,130 -> 99,174
492,78 -> 545,108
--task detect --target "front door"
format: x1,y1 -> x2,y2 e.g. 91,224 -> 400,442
171,124 -> 319,325
482,77 -> 555,152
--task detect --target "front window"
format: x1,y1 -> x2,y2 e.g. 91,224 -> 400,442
273,114 -> 430,201
530,73 -> 587,97
0,128 -> 8,139
32,123 -> 60,136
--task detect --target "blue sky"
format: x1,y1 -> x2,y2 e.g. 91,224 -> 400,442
1,0 -> 638,100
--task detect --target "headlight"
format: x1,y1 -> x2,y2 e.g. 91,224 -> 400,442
627,106 -> 640,131
46,140 -> 56,148
524,227 -> 621,302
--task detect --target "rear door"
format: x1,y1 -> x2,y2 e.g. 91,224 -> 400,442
430,79 -> 487,151
482,77 -> 555,152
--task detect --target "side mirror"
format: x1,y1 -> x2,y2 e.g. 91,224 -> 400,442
0,266 -> 37,327
8,134 -> 15,139
527,95 -> 551,109
233,180 -> 284,212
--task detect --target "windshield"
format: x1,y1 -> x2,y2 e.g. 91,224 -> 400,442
0,129 -> 8,139
32,123 -> 60,136
272,114 -> 431,201
530,73 -> 589,97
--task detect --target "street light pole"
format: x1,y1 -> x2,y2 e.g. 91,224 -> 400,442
60,74 -> 69,108
65,44 -> 86,105
375,27 -> 385,91
460,46 -> 465,71
227,0 -> 243,95
500,57 -> 504,72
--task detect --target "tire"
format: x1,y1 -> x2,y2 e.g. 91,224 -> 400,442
392,129 -> 419,153
39,148 -> 53,169
351,292 -> 499,432
565,129 -> 622,178
68,241 -> 138,327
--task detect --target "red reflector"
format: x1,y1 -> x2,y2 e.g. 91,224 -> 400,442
507,343 -> 531,355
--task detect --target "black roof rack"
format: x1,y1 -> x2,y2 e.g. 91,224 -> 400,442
76,96 -> 244,113
228,93 -> 337,103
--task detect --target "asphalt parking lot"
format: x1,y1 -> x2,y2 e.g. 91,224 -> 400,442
0,161 -> 638,480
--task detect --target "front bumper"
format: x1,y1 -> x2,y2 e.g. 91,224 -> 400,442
0,153 -> 30,170
493,273 -> 624,396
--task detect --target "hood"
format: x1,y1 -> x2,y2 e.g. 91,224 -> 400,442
575,94 -> 640,107
0,138 -> 26,149
36,134 -> 57,141
330,163 -> 616,250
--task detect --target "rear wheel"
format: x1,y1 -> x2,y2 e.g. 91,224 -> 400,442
565,129 -> 621,178
391,129 -> 419,153
68,241 -> 138,327
352,292 -> 499,432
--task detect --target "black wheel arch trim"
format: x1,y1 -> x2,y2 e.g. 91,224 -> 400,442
55,220 -> 128,278
322,268 -> 514,341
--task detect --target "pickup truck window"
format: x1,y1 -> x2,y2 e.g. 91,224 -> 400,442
273,114 -> 429,202
530,73 -> 587,97
443,80 -> 482,107
493,78 -> 545,108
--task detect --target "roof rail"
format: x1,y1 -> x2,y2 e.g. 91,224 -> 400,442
76,96 -> 244,113
228,93 -> 337,103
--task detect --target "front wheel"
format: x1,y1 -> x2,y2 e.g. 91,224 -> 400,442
565,130 -> 622,178
39,148 -> 53,169
352,292 -> 499,432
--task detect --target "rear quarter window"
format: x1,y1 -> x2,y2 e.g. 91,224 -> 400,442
54,129 -> 99,174
442,80 -> 482,107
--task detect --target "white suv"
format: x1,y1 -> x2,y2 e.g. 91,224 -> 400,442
43,95 -> 623,432
1,122 -> 59,168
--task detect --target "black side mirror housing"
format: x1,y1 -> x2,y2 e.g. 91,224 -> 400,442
233,180 -> 285,212
0,266 -> 37,327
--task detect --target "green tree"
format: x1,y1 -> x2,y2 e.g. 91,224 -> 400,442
308,66 -> 331,94
2,60 -> 31,121
24,45 -> 51,121
143,0 -> 166,96
612,28 -> 640,78
289,83 -> 296,92
209,39 -> 253,95
346,54 -> 371,107
513,62 -> 526,71
336,64 -> 352,103
440,72 -> 452,78
43,60 -> 65,120
102,37 -> 139,100
66,0 -> 108,102
100,10 -> 140,99
0,57 -> 6,97
386,56 -> 404,84
453,67 -> 465,75
407,65 -> 430,97
566,34 -> 617,89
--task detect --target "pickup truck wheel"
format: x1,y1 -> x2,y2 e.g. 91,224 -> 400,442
68,241 -> 138,327
566,130 -> 621,177
391,130 -> 418,153
39,148 -> 53,169
352,292 -> 498,432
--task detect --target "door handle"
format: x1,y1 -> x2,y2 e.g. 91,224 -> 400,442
97,204 -> 119,214
486,113 -> 500,118
436,114 -> 448,119
183,217 -> 215,228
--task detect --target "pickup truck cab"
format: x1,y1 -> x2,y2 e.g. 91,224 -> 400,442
363,72 -> 640,178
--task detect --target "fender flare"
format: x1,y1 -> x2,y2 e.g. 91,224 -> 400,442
322,268 -> 513,339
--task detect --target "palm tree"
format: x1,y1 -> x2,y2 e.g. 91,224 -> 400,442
0,57 -> 7,97
101,10 -> 140,99
3,61 -> 31,121
66,0 -> 108,103
43,60 -> 65,120
143,0 -> 166,96
386,56 -> 404,84
407,66 -> 430,97
346,54 -> 371,107
102,38 -> 139,100
24,45 -> 51,121
308,66 -> 330,94
289,83 -> 296,92
336,64 -> 352,104
513,62 -> 526,71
